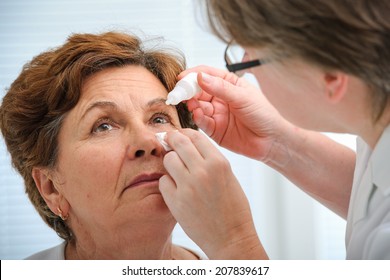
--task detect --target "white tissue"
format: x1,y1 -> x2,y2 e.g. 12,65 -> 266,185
155,132 -> 172,151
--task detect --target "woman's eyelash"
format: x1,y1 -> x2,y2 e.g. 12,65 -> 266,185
152,111 -> 173,123
92,117 -> 115,133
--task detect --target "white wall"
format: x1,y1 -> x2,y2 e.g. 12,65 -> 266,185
0,0 -> 351,259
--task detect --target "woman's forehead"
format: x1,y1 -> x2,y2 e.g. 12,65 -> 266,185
81,65 -> 167,95
68,66 -> 172,121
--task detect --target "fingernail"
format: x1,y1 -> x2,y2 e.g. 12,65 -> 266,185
201,72 -> 213,85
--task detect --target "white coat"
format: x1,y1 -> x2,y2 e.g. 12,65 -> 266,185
346,126 -> 390,259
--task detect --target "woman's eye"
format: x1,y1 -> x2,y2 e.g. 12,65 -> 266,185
152,113 -> 171,125
92,119 -> 115,133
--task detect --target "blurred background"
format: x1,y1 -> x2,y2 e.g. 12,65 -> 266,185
0,0 -> 355,259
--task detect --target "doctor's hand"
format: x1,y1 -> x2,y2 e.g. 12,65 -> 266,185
159,129 -> 267,259
179,66 -> 291,162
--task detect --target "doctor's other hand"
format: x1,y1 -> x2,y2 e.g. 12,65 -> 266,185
159,129 -> 267,259
180,66 -> 291,162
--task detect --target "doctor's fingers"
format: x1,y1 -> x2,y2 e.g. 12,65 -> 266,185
159,174 -> 177,205
179,65 -> 239,85
192,109 -> 216,137
159,175 -> 191,222
187,99 -> 215,117
169,129 -> 224,163
163,150 -> 191,182
163,131 -> 205,178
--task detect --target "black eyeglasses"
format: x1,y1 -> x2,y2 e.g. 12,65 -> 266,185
224,41 -> 267,76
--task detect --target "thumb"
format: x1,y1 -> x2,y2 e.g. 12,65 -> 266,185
198,72 -> 240,103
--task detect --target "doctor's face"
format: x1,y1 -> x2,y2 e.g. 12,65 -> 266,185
53,65 -> 181,239
245,47 -> 333,131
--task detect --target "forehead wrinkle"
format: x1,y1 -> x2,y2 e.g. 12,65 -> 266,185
81,101 -> 119,121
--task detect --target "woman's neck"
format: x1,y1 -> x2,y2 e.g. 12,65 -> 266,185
65,219 -> 182,259
65,238 -> 199,260
65,234 -> 177,259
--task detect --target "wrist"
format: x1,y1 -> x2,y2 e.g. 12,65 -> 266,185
204,218 -> 268,260
261,120 -> 302,170
212,235 -> 268,260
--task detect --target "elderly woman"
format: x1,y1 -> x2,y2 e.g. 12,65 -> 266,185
0,31 -> 248,259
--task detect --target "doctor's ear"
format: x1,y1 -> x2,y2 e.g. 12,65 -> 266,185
324,71 -> 349,103
32,167 -> 63,214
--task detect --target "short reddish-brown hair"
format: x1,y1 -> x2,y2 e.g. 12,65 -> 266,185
0,31 -> 196,240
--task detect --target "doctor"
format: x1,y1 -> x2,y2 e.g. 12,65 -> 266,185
159,0 -> 390,259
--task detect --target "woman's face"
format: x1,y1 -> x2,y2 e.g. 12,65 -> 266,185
53,65 -> 181,242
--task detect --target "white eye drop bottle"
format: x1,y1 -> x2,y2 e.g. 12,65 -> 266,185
165,72 -> 201,105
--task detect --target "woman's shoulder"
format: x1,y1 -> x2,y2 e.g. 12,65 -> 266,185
25,241 -> 66,260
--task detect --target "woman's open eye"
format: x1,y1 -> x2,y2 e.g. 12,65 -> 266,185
151,112 -> 171,125
92,118 -> 115,134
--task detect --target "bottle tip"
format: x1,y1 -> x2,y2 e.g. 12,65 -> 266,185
165,87 -> 183,105
165,96 -> 177,105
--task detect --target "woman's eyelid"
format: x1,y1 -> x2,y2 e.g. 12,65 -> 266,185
91,117 -> 118,133
152,111 -> 173,123
96,117 -> 115,126
154,111 -> 171,117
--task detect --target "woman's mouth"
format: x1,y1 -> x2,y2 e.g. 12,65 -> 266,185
127,173 -> 164,189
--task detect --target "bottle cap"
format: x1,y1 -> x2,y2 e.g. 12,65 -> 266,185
165,86 -> 186,105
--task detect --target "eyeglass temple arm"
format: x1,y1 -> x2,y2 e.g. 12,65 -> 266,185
226,60 -> 261,73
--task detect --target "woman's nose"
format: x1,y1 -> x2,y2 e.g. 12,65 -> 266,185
127,129 -> 164,159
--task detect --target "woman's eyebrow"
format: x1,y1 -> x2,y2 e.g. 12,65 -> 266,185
146,97 -> 168,108
80,98 -> 169,120
81,101 -> 118,120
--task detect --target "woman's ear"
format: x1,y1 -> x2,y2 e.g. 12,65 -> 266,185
324,71 -> 349,103
32,167 -> 62,214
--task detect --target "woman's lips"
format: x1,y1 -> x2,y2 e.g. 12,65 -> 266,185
127,173 -> 164,189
